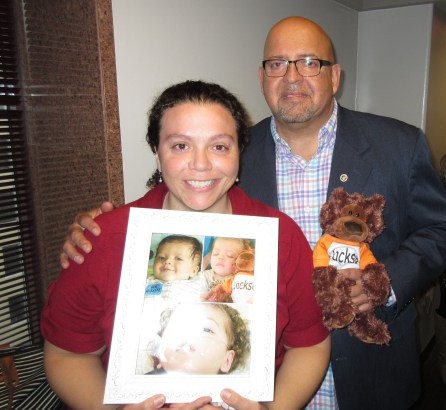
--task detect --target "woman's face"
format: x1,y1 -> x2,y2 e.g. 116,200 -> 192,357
156,102 -> 239,214
158,304 -> 235,374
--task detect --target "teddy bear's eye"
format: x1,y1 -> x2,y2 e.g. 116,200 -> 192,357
348,210 -> 353,215
355,213 -> 360,218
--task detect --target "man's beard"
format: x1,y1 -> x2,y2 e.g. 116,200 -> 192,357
277,100 -> 316,124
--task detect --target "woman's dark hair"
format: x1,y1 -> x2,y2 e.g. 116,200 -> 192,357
146,80 -> 251,188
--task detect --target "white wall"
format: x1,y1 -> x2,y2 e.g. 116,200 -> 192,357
356,4 -> 444,353
111,0 -> 359,201
356,4 -> 433,129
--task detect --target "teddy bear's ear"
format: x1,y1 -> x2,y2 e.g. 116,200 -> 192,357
331,187 -> 348,201
365,194 -> 386,240
370,194 -> 386,212
320,187 -> 349,232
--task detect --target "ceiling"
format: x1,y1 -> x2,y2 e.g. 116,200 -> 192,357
333,0 -> 446,12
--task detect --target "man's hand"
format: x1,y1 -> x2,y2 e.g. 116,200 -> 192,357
60,201 -> 114,269
340,268 -> 374,313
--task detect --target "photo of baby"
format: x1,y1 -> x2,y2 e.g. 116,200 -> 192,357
135,234 -> 256,375
104,210 -> 278,403
201,236 -> 255,303
136,302 -> 251,376
145,234 -> 203,302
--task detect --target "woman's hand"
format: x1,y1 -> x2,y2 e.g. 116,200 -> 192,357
60,201 -> 114,268
117,395 -> 166,409
201,390 -> 267,410
164,389 -> 268,410
118,395 -> 212,409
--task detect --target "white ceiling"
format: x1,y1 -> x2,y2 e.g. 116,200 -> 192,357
333,0 -> 446,12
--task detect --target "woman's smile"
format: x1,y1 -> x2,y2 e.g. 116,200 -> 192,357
186,179 -> 216,189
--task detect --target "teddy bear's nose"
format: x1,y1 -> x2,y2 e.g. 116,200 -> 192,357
344,221 -> 363,234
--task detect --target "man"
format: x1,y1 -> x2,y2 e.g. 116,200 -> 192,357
61,17 -> 446,409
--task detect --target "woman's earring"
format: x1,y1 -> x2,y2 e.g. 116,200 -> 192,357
235,177 -> 240,183
158,170 -> 163,184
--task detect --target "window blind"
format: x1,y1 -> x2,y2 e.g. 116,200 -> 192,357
0,0 -> 42,349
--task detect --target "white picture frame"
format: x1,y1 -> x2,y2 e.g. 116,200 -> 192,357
104,208 -> 279,404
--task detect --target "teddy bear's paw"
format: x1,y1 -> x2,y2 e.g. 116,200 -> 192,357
359,331 -> 391,345
325,316 -> 355,330
312,266 -> 338,292
324,310 -> 355,329
361,263 -> 391,305
354,328 -> 391,345
348,312 -> 391,345
321,289 -> 356,330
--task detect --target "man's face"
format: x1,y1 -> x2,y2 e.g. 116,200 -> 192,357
258,18 -> 341,131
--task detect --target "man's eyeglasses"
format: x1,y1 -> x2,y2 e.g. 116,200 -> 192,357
262,58 -> 332,78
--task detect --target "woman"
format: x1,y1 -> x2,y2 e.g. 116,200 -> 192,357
42,80 -> 330,409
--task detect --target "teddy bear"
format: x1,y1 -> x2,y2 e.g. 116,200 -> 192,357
312,187 -> 391,345
202,249 -> 255,303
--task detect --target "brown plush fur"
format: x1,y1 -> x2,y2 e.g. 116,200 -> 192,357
313,188 -> 391,345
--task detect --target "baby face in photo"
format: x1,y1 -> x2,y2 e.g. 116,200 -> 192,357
210,237 -> 246,278
156,304 -> 237,375
153,237 -> 201,281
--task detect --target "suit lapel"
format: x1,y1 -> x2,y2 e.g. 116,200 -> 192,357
241,118 -> 279,208
328,107 -> 373,198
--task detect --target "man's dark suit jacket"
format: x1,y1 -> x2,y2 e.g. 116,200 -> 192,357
239,106 -> 446,410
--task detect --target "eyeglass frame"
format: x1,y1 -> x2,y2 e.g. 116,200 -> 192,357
262,58 -> 333,78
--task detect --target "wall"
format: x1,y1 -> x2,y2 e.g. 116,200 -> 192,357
111,0 -> 359,201
357,3 -> 446,169
15,0 -> 123,289
425,6 -> 446,171
356,4 -> 446,352
356,4 -> 433,130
